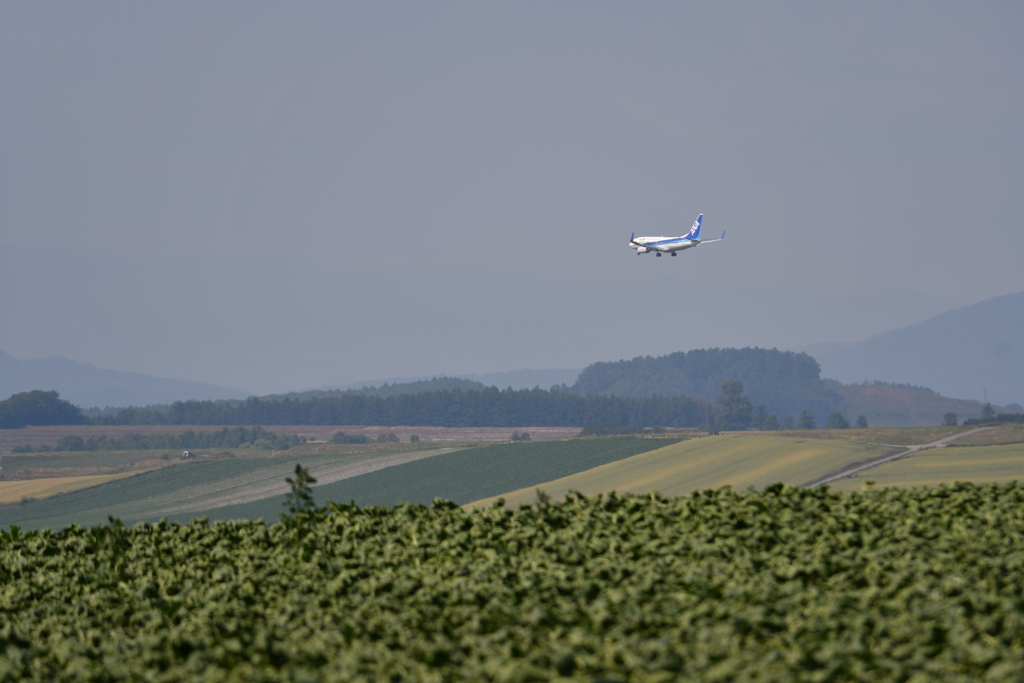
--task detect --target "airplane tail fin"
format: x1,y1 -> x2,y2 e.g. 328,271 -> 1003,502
685,214 -> 703,241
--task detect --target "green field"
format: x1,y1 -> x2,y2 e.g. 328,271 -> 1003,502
8,427 -> 1019,532
200,436 -> 680,523
0,438 -> 676,530
4,483 -> 1023,681
829,442 -> 1024,491
470,433 -> 897,507
0,454 -> 289,530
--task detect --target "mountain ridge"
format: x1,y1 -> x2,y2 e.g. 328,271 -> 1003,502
0,351 -> 248,408
795,291 -> 1024,405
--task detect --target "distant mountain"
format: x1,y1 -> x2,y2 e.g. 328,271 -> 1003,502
795,291 -> 1024,405
0,351 -> 248,408
328,368 -> 583,393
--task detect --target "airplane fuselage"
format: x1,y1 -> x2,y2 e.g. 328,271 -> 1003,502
628,236 -> 699,255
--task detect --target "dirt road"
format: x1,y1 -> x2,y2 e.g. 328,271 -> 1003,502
805,427 -> 996,488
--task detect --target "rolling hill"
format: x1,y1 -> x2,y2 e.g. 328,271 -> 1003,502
468,433 -> 894,508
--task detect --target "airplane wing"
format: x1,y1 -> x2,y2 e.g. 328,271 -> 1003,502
699,230 -> 726,244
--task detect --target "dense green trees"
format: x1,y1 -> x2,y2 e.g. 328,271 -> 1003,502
97,388 -> 712,429
943,412 -> 958,427
0,390 -> 88,429
13,426 -> 303,453
856,415 -> 868,428
964,410 -> 1024,425
571,347 -> 842,422
798,410 -> 818,429
330,431 -> 371,444
827,412 -> 850,429
260,377 -> 489,402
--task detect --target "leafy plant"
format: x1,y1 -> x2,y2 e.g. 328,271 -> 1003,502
4,483 -> 1024,681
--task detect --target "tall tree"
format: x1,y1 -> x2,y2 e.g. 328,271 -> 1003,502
717,380 -> 753,430
798,410 -> 817,430
827,412 -> 850,429
283,464 -> 318,519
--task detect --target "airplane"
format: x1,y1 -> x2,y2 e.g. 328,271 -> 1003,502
628,214 -> 725,257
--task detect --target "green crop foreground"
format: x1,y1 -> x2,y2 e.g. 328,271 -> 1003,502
2,484 -> 1024,682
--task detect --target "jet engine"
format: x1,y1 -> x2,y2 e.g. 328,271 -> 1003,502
635,246 -> 648,254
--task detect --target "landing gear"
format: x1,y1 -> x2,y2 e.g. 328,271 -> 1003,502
656,252 -> 662,257
671,252 -> 677,256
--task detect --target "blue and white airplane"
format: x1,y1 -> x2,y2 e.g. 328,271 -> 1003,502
628,214 -> 725,257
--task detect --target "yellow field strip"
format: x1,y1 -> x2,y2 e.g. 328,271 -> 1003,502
467,434 -> 890,508
828,443 -> 1024,492
0,473 -> 136,505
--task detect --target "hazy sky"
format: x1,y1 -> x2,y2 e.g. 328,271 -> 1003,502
2,3 -> 1022,394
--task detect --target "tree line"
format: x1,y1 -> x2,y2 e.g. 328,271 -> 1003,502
95,387 -> 712,428
963,403 -> 1024,425
11,426 -> 305,453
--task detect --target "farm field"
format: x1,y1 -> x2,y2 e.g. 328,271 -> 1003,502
180,436 -> 680,524
829,441 -> 1024,491
0,448 -> 187,480
0,473 -> 135,504
945,422 -> 1024,446
0,445 -> 461,531
469,433 -> 897,508
4,483 -> 1023,681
